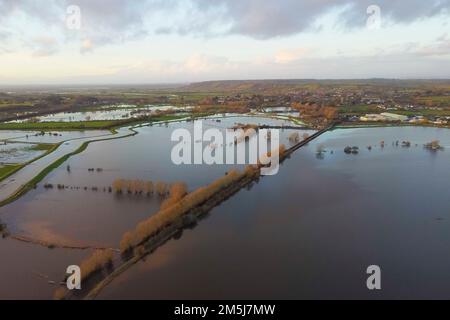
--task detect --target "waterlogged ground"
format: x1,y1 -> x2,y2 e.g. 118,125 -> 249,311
0,143 -> 46,163
0,122 -> 449,299
9,105 -> 191,123
0,116 -> 310,247
98,126 -> 450,299
0,237 -> 90,299
0,128 -> 130,204
0,130 -> 111,143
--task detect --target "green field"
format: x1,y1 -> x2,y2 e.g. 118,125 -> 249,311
339,104 -> 379,114
394,109 -> 450,116
0,113 -> 198,131
0,164 -> 23,181
416,96 -> 450,105
27,143 -> 54,151
0,120 -> 120,130
0,102 -> 33,108
339,104 -> 450,117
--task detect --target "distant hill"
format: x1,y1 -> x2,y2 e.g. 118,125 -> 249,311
180,79 -> 450,94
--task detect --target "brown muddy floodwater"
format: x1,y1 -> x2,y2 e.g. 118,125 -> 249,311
0,116 -> 310,299
0,123 -> 448,299
97,126 -> 450,299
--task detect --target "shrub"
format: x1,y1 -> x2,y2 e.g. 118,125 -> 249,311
134,245 -> 146,257
79,249 -> 114,281
258,144 -> 286,166
144,181 -> 153,196
155,181 -> 168,197
160,182 -> 188,210
119,231 -> 135,253
288,132 -> 300,143
112,179 -> 125,194
53,287 -> 67,300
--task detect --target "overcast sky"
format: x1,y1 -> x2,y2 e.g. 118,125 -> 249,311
0,0 -> 449,84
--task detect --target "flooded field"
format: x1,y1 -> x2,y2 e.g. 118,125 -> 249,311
0,130 -> 111,143
96,126 -> 450,300
0,119 -> 448,299
0,116 -> 310,246
0,143 -> 47,163
0,127 -> 132,204
9,105 -> 191,123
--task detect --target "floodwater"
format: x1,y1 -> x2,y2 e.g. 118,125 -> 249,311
0,143 -> 46,163
0,122 -> 449,299
0,127 -> 132,203
9,105 -> 190,123
0,116 -> 311,247
0,237 -> 91,299
0,130 -> 111,143
98,126 -> 450,299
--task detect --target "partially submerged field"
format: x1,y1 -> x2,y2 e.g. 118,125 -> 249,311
0,115 -> 312,299
0,116 -> 308,245
0,111 -> 449,299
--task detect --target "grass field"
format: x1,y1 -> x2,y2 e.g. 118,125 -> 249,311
0,164 -> 23,181
339,104 -> 379,114
0,102 -> 33,108
0,113 -> 198,131
149,114 -> 193,122
339,104 -> 450,117
0,120 -> 120,130
27,143 -> 54,151
394,109 -> 450,116
416,96 -> 450,105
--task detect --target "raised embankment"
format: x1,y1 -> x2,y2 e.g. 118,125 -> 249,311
284,122 -> 337,156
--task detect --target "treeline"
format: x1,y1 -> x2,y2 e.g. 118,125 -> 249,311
119,168 -> 256,254
119,145 -> 286,254
111,179 -> 186,198
54,145 -> 287,300
291,102 -> 338,120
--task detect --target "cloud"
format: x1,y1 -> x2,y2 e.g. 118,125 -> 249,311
0,0 -> 449,50
27,36 -> 59,57
379,35 -> 450,57
0,30 -> 12,54
190,0 -> 450,39
415,35 -> 450,56
80,39 -> 94,54
275,48 -> 310,64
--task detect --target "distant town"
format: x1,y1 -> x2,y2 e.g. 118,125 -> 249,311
1,80 -> 449,130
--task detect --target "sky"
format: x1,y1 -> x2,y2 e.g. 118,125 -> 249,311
0,0 -> 449,84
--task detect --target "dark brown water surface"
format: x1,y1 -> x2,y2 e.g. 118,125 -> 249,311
1,124 -> 449,299
98,126 -> 450,299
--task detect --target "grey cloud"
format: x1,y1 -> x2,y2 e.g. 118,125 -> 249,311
190,0 -> 450,38
24,36 -> 59,57
0,0 -> 449,47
